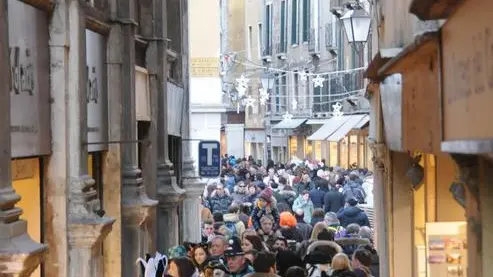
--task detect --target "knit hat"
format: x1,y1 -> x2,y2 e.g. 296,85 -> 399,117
259,188 -> 273,203
279,212 -> 297,227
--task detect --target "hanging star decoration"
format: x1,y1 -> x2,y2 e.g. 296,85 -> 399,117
298,71 -> 308,82
332,102 -> 344,118
243,95 -> 256,109
283,111 -> 293,121
235,74 -> 250,97
258,88 -> 269,106
313,75 -> 325,88
291,99 -> 298,110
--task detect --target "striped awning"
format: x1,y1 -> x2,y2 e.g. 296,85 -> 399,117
307,116 -> 352,141
272,118 -> 307,129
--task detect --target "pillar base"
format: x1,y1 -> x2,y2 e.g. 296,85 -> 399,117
0,220 -> 47,277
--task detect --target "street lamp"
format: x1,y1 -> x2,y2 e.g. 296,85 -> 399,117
340,8 -> 371,44
260,72 -> 275,93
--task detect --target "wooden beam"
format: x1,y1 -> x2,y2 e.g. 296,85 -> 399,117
83,2 -> 111,35
410,0 -> 465,21
378,32 -> 440,76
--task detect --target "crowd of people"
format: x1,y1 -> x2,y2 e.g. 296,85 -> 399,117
140,155 -> 377,277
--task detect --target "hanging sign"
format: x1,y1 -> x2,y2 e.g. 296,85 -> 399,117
86,29 -> 108,152
9,1 -> 51,158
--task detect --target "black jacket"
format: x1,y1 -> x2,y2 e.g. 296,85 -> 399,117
324,190 -> 345,213
337,206 -> 371,228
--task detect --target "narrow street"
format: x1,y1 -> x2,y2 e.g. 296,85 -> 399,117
0,0 -> 491,277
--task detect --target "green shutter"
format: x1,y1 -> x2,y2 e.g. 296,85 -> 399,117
280,1 -> 286,51
302,0 -> 309,42
266,5 -> 271,52
291,0 -> 297,45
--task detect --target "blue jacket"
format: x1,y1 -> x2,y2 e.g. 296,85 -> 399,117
206,192 -> 233,214
308,188 -> 327,209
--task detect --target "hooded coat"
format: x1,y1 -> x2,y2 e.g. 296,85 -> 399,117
304,241 -> 343,277
223,213 -> 246,237
337,206 -> 371,228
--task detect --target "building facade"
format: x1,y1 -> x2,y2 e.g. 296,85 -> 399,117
190,0 -> 227,169
0,0 -> 199,276
220,0 -> 372,167
367,0 -> 493,276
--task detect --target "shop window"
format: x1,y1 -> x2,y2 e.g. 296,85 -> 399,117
314,141 -> 322,161
88,153 -> 104,209
349,135 -> 358,167
12,158 -> 42,277
289,136 -> 298,160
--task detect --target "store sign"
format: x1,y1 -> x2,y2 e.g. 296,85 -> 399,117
9,1 -> 51,158
86,30 -> 107,152
441,0 -> 493,141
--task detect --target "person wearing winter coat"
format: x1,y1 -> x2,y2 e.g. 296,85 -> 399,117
251,188 -> 280,232
244,251 -> 281,277
337,199 -> 371,228
352,248 -> 375,277
330,253 -> 358,277
309,179 -> 329,209
294,209 -> 313,241
324,184 -> 345,214
304,240 -> 343,277
206,184 -> 233,214
231,182 -> 248,204
342,174 -> 366,204
292,191 -> 315,224
294,174 -> 314,195
278,212 -> 304,243
223,204 -> 247,239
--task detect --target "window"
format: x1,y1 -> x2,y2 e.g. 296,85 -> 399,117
264,4 -> 272,56
258,23 -> 263,59
291,0 -> 298,45
302,0 -> 310,42
247,26 -> 253,60
280,1 -> 287,52
313,86 -> 321,112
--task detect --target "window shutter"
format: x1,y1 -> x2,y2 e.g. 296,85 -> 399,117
280,1 -> 286,51
302,0 -> 310,42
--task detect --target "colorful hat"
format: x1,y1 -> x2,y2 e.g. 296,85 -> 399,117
259,188 -> 273,203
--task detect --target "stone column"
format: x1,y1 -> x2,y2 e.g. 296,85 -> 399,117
108,0 -> 158,276
47,1 -> 115,276
368,140 -> 390,277
0,2 -> 47,275
153,0 -> 186,252
180,0 -> 205,243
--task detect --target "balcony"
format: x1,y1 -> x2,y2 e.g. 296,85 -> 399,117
308,29 -> 321,57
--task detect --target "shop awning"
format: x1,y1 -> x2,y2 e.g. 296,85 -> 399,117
306,119 -> 329,125
327,114 -> 367,142
272,118 -> 307,129
410,0 -> 463,20
354,115 -> 370,129
378,31 -> 442,154
364,48 -> 402,81
307,116 -> 352,141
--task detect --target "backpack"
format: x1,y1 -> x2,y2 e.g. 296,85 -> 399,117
224,221 -> 238,238
345,185 -> 366,204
